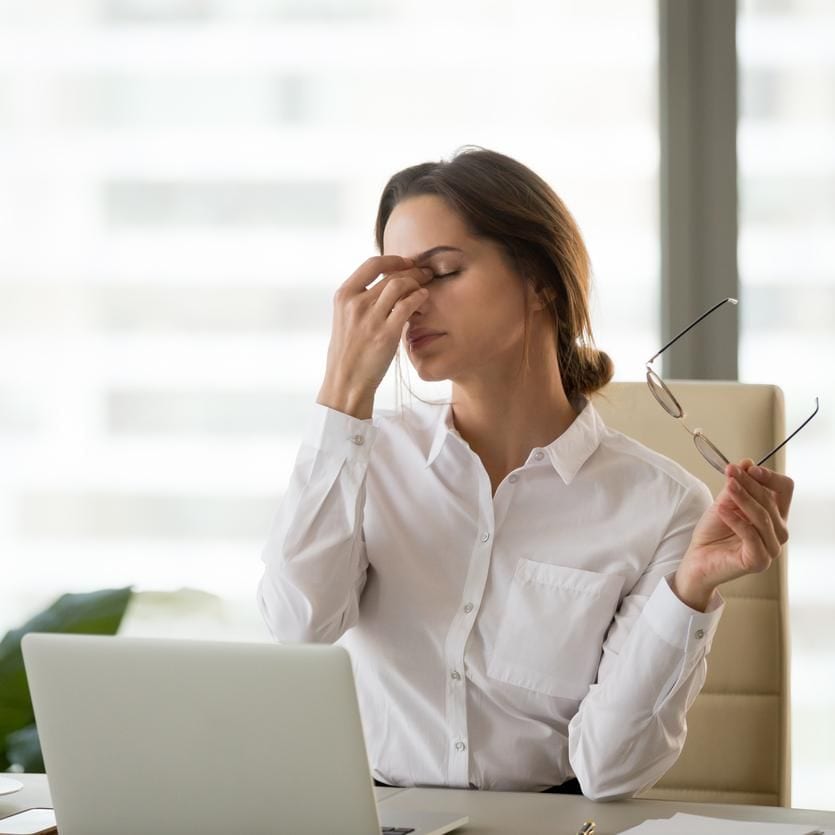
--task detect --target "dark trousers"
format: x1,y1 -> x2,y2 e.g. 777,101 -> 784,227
373,777 -> 583,795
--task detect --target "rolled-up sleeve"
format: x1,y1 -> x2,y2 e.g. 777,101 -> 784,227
256,403 -> 379,644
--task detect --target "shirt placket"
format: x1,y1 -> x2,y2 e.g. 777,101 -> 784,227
442,450 -> 496,788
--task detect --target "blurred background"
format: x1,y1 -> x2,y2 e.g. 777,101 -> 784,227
0,0 -> 832,809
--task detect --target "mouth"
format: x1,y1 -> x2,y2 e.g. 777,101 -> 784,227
409,333 -> 445,351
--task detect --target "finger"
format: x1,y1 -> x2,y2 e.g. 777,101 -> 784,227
716,502 -> 773,573
730,462 -> 774,506
340,255 -> 417,295
727,474 -> 782,558
729,459 -> 794,522
367,267 -> 434,308
387,285 -> 429,330
747,465 -> 795,518
727,474 -> 780,552
730,464 -> 788,545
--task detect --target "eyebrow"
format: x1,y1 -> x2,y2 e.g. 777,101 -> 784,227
412,246 -> 464,265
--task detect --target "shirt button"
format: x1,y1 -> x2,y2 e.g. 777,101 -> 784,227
463,602 -> 474,614
695,628 -> 705,640
351,434 -> 365,445
481,532 -> 490,542
451,670 -> 461,681
455,741 -> 466,752
534,450 -> 544,461
508,474 -> 518,483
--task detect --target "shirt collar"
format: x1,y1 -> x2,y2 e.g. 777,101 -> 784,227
423,394 -> 605,485
424,401 -> 460,469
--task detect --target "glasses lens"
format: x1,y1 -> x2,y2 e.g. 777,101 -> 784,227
646,370 -> 683,418
694,432 -> 730,473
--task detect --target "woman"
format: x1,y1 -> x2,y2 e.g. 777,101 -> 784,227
256,146 -> 793,800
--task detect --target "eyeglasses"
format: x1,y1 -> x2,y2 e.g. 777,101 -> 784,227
646,297 -> 820,473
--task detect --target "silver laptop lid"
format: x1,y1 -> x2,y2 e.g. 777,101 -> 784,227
21,633 -> 382,835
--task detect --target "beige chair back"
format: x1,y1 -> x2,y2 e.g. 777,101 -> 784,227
591,381 -> 790,806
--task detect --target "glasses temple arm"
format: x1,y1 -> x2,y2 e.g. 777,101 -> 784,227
756,397 -> 820,468
647,297 -> 738,365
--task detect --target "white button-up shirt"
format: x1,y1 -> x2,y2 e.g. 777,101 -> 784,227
256,394 -> 725,800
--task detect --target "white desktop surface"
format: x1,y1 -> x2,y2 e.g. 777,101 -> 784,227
3,773 -> 835,835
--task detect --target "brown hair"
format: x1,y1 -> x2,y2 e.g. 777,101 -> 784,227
374,144 -> 613,411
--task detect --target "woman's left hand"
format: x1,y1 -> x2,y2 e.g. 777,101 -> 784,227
672,459 -> 794,611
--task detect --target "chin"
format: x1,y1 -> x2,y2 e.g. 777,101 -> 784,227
409,358 -> 452,383
415,369 -> 449,383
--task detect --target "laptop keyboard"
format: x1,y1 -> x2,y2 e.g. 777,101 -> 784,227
381,828 -> 415,834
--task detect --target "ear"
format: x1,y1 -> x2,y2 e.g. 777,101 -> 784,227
527,283 -> 557,312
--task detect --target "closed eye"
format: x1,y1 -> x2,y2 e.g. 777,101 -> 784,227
433,270 -> 460,281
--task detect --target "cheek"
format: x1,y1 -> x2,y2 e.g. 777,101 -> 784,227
434,275 -> 526,341
463,292 -> 525,334
452,311 -> 525,366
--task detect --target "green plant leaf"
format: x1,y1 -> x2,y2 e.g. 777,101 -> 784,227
0,586 -> 133,771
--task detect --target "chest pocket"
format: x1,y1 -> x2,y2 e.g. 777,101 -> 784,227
486,558 -> 625,701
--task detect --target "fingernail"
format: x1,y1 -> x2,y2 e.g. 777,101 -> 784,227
728,464 -> 739,477
751,466 -> 763,478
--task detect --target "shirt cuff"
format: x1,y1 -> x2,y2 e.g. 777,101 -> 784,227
641,571 -> 725,654
303,402 -> 379,462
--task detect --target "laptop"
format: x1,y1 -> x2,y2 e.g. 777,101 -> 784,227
21,633 -> 468,835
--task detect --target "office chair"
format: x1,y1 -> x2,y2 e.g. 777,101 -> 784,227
592,381 -> 791,806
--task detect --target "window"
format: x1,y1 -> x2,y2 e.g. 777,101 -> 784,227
0,1 -> 659,639
738,0 -> 835,811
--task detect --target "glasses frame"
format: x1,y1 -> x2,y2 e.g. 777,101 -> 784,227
646,297 -> 820,473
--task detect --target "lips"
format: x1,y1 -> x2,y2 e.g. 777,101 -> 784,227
407,328 -> 444,344
410,334 -> 443,351
408,332 -> 445,353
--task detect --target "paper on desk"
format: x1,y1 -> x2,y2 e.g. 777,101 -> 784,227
617,812 -> 832,835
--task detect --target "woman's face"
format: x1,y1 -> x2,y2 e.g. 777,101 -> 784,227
383,194 -> 538,384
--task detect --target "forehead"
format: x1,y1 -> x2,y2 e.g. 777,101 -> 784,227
382,194 -> 471,261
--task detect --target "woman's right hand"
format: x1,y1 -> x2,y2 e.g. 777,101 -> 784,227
317,255 -> 434,417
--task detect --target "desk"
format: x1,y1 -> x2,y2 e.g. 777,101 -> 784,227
3,773 -> 835,834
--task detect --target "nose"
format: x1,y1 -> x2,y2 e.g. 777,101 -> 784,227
408,290 -> 429,317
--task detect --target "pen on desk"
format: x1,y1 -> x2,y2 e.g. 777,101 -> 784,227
576,821 -> 595,835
